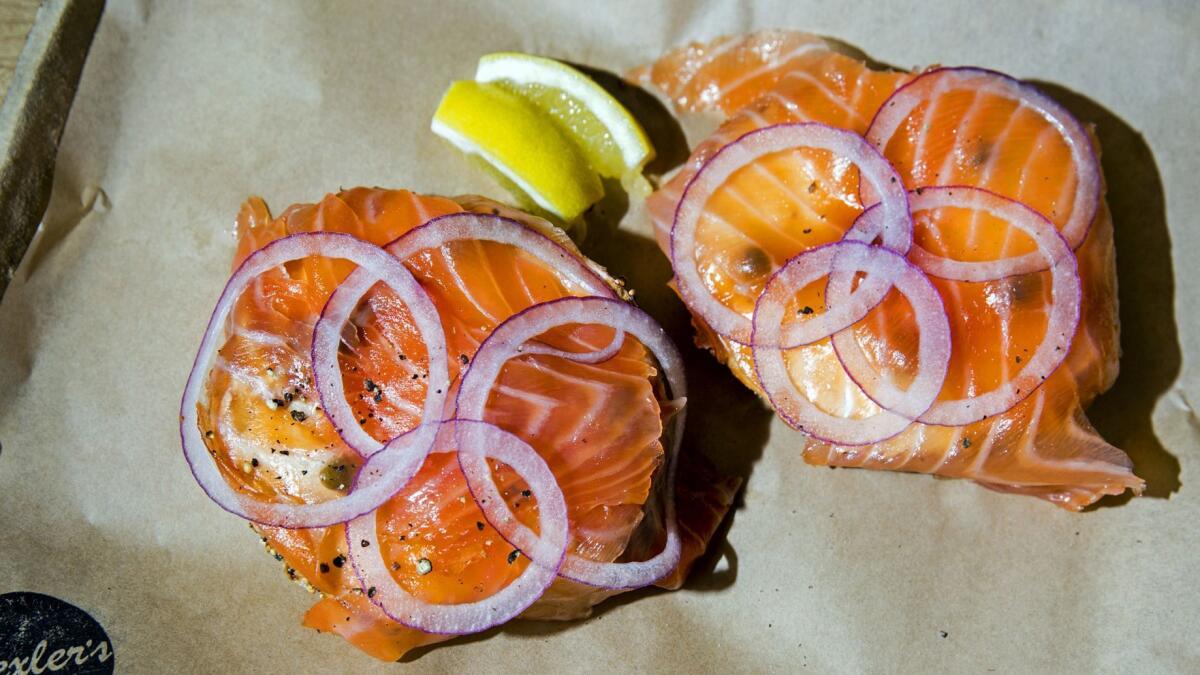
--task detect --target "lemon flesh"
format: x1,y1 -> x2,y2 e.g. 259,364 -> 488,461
475,52 -> 655,181
431,80 -> 603,222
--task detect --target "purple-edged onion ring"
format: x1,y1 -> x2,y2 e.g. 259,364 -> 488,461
671,122 -> 913,345
455,297 -> 686,589
312,212 -> 616,457
834,187 -> 1082,426
180,232 -> 444,528
752,241 -> 951,445
865,67 -> 1101,251
346,420 -> 568,635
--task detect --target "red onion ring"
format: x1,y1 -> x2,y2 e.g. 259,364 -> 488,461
346,420 -> 568,635
313,212 -> 617,457
671,122 -> 913,345
180,233 -> 443,528
454,297 -> 686,589
752,241 -> 951,445
310,251 -> 451,459
865,67 -> 1100,250
833,187 -> 1082,425
384,213 -> 617,296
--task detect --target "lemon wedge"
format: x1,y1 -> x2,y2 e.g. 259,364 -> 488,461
431,80 -> 603,222
476,52 -> 655,182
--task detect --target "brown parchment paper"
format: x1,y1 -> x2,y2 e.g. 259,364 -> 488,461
1,1 -> 1198,672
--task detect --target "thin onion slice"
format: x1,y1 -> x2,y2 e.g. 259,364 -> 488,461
455,297 -> 686,589
834,187 -> 1082,426
752,242 -> 951,445
313,212 -> 616,457
180,232 -> 443,528
865,67 -> 1100,250
346,420 -> 568,635
671,122 -> 913,344
310,249 -> 450,460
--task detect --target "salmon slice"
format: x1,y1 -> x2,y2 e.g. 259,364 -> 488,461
198,188 -> 739,660
635,31 -> 1141,509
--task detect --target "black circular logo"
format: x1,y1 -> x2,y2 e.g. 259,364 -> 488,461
0,592 -> 114,674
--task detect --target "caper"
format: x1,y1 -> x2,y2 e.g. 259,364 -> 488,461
732,246 -> 771,281
319,461 -> 358,492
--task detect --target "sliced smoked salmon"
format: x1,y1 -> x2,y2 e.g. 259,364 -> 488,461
181,188 -> 738,660
635,31 -> 1141,509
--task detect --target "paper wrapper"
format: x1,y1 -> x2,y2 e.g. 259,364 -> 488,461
1,1 -> 1197,671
